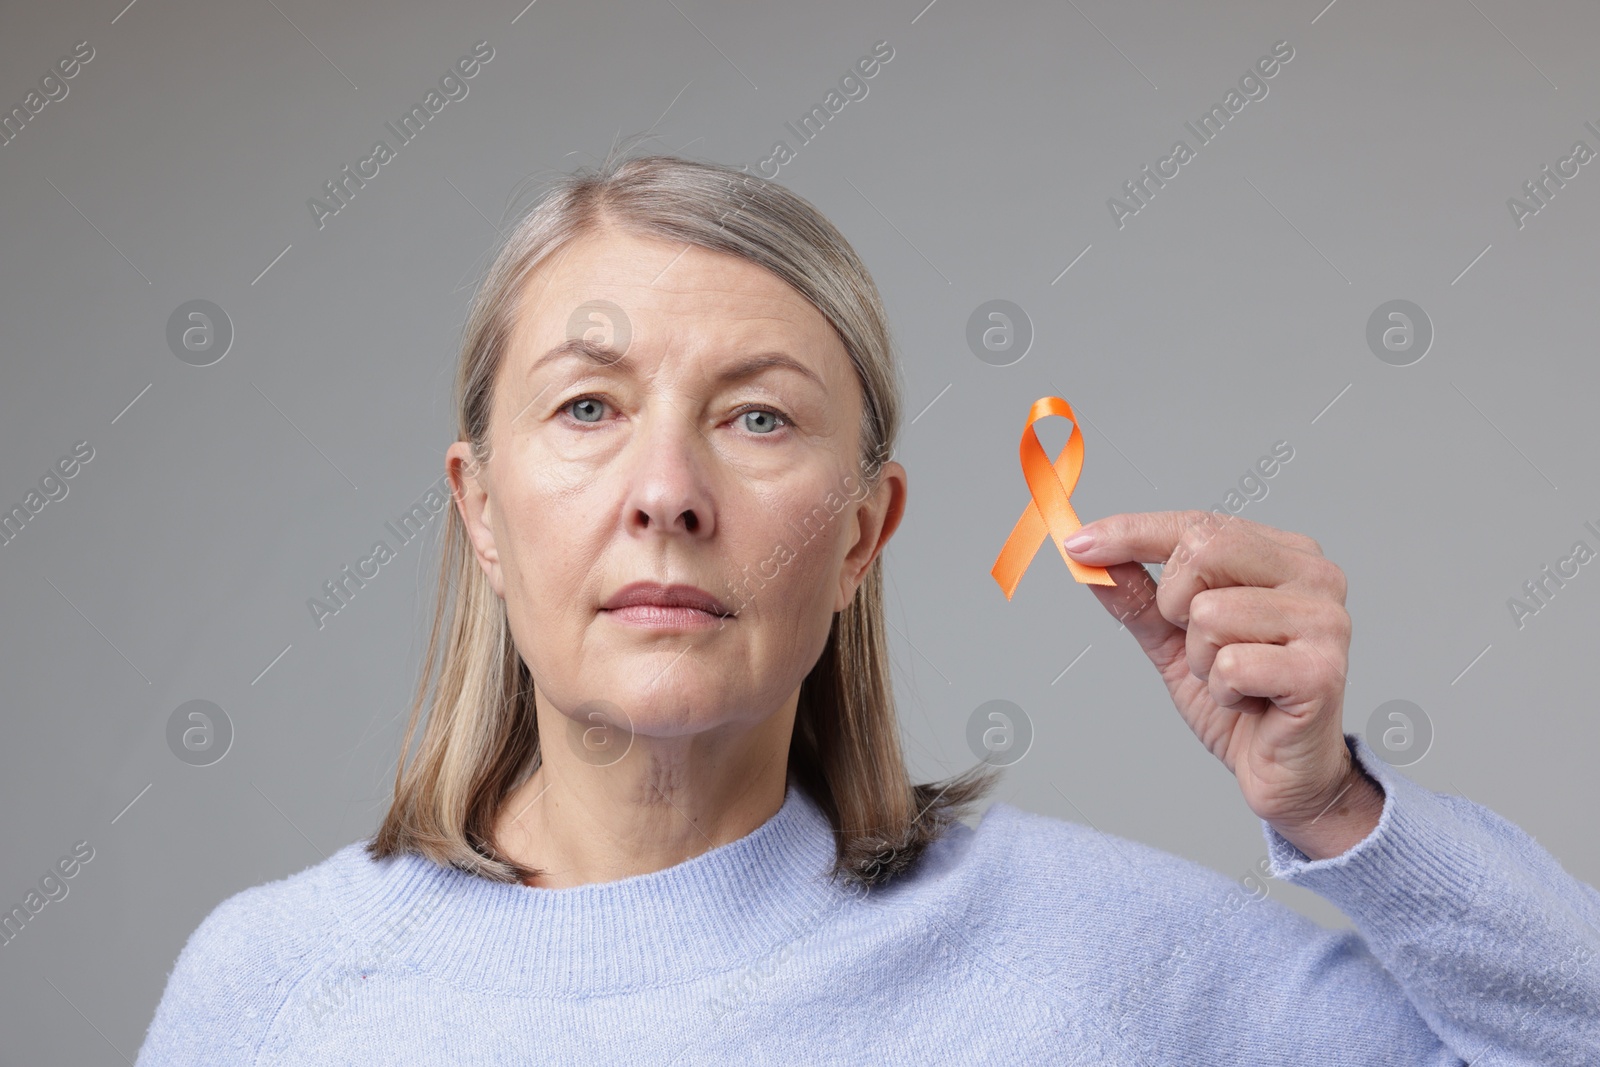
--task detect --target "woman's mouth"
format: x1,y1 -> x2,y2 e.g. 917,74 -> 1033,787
602,604 -> 727,630
599,581 -> 734,630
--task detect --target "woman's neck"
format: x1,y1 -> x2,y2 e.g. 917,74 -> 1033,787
493,708 -> 796,888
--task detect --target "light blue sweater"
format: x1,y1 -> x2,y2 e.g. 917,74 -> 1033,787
136,734 -> 1600,1065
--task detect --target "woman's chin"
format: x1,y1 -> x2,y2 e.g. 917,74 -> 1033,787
553,691 -> 737,738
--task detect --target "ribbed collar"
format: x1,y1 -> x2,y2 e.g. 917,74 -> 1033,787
325,784 -> 848,997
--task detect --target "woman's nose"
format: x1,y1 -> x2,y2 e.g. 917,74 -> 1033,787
620,408 -> 716,538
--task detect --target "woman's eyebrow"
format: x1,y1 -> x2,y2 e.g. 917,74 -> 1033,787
532,337 -> 826,390
532,337 -> 629,374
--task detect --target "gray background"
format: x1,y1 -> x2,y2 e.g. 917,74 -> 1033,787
2,0 -> 1597,1060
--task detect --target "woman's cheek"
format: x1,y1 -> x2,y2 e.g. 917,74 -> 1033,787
497,481 -> 586,614
764,483 -> 854,612
522,430 -> 603,493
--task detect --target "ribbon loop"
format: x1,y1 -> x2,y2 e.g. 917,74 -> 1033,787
991,396 -> 1115,599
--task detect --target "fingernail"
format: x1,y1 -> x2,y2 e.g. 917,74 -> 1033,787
1063,530 -> 1096,553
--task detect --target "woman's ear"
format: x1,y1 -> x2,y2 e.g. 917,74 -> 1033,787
447,440 -> 504,599
835,460 -> 907,611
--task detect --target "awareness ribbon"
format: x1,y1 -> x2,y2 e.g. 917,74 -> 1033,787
991,395 -> 1115,599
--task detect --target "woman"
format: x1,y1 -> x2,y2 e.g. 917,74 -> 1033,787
135,148 -> 1600,1065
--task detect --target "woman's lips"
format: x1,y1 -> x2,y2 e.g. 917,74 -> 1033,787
601,581 -> 731,614
601,604 -> 727,630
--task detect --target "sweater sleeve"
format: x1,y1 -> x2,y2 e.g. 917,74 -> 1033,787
133,882 -> 314,1067
962,734 -> 1600,1066
1246,732 -> 1600,1064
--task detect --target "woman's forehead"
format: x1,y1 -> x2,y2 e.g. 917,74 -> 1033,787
511,231 -> 848,371
526,232 -> 815,317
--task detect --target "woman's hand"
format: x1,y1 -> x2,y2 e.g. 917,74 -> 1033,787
1060,510 -> 1384,860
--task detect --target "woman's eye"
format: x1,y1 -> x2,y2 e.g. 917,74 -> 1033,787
562,397 -> 786,434
739,408 -> 786,434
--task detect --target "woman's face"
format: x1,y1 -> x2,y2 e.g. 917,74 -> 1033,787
450,225 -> 906,742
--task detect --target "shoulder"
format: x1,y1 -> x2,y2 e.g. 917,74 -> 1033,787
966,798 -> 1248,902
935,799 -> 1310,988
135,839 -> 380,1066
192,840 -> 363,940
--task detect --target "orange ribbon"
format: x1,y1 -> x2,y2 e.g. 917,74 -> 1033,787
991,395 -> 1115,599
